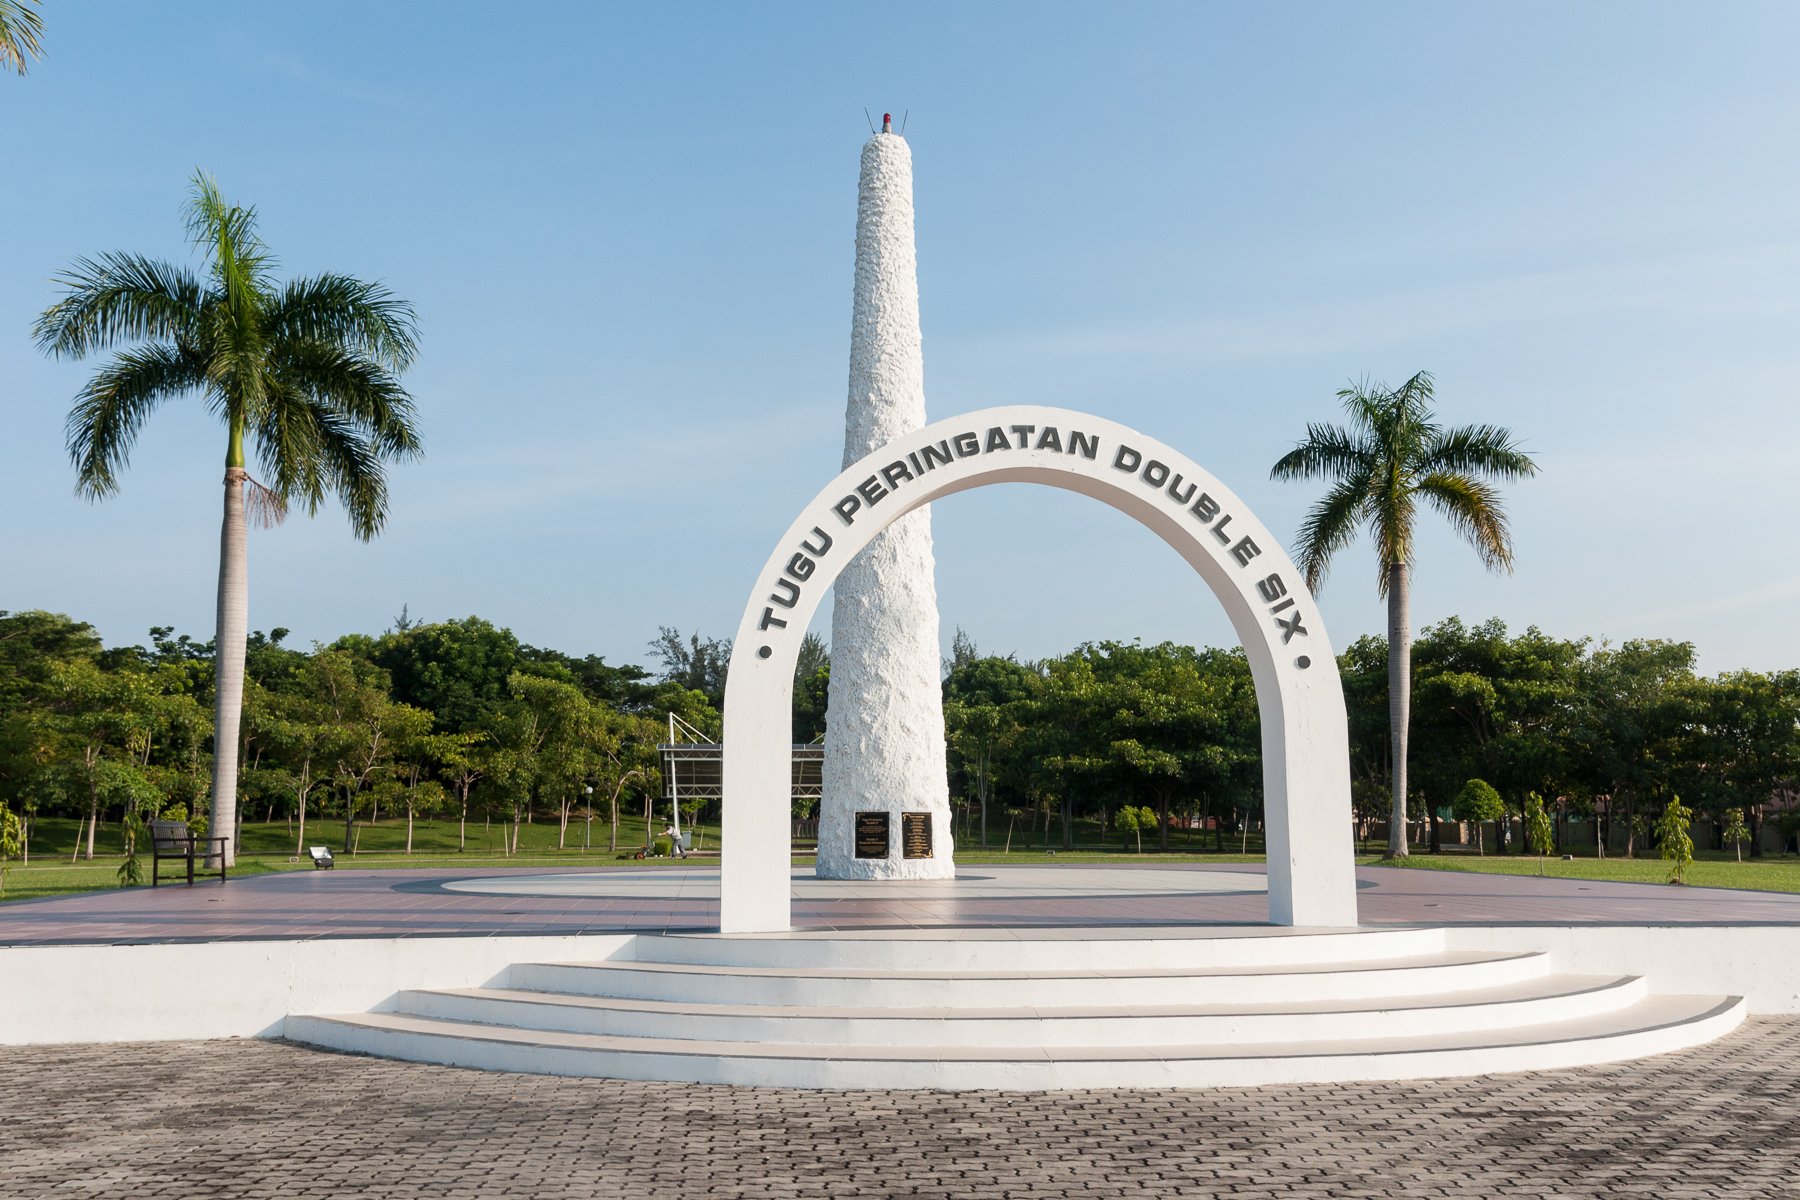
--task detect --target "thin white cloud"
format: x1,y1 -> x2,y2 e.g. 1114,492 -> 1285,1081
1616,575 -> 1800,630
250,51 -> 423,114
392,400 -> 837,525
962,242 -> 1800,367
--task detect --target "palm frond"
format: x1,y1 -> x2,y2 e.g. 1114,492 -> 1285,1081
0,0 -> 44,75
252,381 -> 329,514
253,388 -> 394,541
33,253 -> 205,359
271,340 -> 423,459
185,171 -> 274,280
267,274 -> 420,372
64,343 -> 206,498
1417,423 -> 1538,481
1291,470 -> 1370,593
186,171 -> 275,377
1270,422 -> 1372,482
243,476 -> 290,530
1381,377 -> 1440,472
313,409 -> 391,541
1416,471 -> 1514,572
1391,370 -> 1436,419
1335,378 -> 1389,431
1370,487 -> 1416,595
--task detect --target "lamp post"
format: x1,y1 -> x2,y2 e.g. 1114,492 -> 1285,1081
583,785 -> 594,852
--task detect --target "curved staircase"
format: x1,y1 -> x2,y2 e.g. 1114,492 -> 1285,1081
284,926 -> 1744,1089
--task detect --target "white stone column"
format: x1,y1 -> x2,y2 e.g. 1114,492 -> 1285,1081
816,120 -> 955,880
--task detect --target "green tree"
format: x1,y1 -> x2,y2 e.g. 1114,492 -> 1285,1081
944,653 -> 1038,848
1450,778 -> 1504,855
259,687 -> 334,859
299,649 -> 404,853
647,627 -> 730,707
591,708 -> 660,854
1682,670 -> 1800,859
1524,790 -> 1555,875
0,611 -> 105,854
1721,807 -> 1751,863
1576,641 -> 1697,857
375,617 -> 523,734
492,673 -> 594,854
1336,635 -> 1393,851
1115,805 -> 1157,853
1658,794 -> 1695,885
387,707 -> 446,854
792,632 -> 832,745
41,660 -> 161,860
433,729 -> 491,852
1411,618 -> 1585,853
0,805 -> 21,895
0,0 -> 43,74
1272,372 -> 1537,858
35,173 -> 422,865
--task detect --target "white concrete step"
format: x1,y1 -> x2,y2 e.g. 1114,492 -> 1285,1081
394,973 -> 1647,1048
624,926 -> 1447,972
282,928 -> 1747,1088
284,993 -> 1746,1090
507,949 -> 1550,1008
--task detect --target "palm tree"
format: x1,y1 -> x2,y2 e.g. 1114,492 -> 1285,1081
0,0 -> 45,74
1271,371 -> 1535,858
35,171 -> 422,865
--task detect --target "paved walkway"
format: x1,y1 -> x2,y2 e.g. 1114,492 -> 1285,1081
4,862 -> 1799,946
3,1019 -> 1795,1198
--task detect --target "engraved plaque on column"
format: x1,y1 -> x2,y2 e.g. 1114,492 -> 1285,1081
854,811 -> 890,859
901,812 -> 933,859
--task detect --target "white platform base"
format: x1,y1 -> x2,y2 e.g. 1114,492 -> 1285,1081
284,926 -> 1745,1090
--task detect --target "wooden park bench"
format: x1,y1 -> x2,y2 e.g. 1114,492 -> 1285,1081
149,819 -> 230,887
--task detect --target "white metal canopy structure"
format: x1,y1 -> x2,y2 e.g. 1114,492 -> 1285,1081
721,406 -> 1358,933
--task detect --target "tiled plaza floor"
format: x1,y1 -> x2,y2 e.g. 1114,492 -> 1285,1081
2,1019 -> 1796,1199
3,861 -> 1799,946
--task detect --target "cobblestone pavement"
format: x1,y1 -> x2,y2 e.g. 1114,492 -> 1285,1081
2,1020 -> 1796,1199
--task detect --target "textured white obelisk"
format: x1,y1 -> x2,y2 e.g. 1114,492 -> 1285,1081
817,116 -> 955,880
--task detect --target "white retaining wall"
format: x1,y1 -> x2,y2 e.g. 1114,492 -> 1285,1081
0,933 -> 634,1046
1,925 -> 1795,1047
1447,925 -> 1800,1014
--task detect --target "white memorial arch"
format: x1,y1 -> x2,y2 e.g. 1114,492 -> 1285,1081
722,405 -> 1358,932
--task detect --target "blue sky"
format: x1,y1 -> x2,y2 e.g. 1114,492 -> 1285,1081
4,2 -> 1797,674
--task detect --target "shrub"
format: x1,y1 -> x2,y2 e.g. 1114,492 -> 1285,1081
1451,779 -> 1505,855
0,806 -> 20,897
1657,795 -> 1695,885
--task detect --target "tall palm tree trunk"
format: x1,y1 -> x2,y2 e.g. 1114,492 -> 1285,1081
1386,561 -> 1411,858
208,463 -> 248,868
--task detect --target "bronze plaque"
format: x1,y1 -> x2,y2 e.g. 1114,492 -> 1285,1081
902,812 -> 933,860
854,811 -> 890,859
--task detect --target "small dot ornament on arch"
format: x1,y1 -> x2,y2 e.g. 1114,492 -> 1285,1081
1296,655 -> 1311,669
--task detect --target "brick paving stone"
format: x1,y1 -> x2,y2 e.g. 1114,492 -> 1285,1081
6,862 -> 1800,947
0,1019 -> 1797,1198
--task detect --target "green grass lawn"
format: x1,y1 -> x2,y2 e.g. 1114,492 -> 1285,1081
1358,850 -> 1800,894
0,812 -> 726,903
